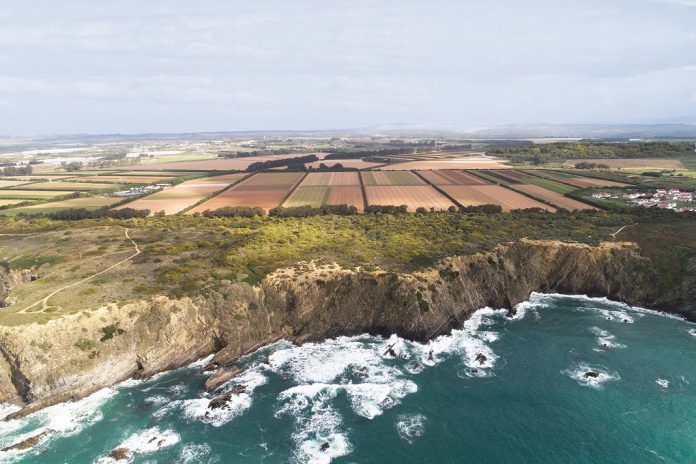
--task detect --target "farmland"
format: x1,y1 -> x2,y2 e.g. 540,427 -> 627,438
116,173 -> 246,215
74,175 -> 175,184
283,172 -> 364,211
361,171 -> 426,186
12,181 -> 120,191
0,180 -> 33,188
378,156 -> 511,171
306,159 -> 383,170
365,186 -> 455,211
2,196 -> 122,215
440,185 -> 555,211
188,172 -> 304,213
562,158 -> 687,169
418,170 -> 491,186
125,153 -> 325,171
510,184 -> 597,210
0,190 -> 73,200
532,171 -> 629,188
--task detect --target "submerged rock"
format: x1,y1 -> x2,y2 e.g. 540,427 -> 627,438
584,371 -> 600,379
475,353 -> 487,365
208,384 -> 247,410
1,429 -> 54,452
320,442 -> 330,452
107,447 -> 131,461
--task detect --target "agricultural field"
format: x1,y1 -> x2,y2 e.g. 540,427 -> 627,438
188,172 -> 305,213
562,158 -> 687,169
364,186 -> 455,212
417,170 -> 492,186
533,171 -> 629,188
377,155 -> 511,171
0,190 -> 73,200
283,172 -> 364,210
125,153 -> 325,171
299,172 -> 360,186
0,199 -> 28,208
440,185 -> 555,211
305,159 -> 383,170
11,181 -> 120,191
116,174 -> 246,215
0,180 -> 33,188
510,184 -> 596,210
1,196 -> 122,216
361,171 -> 426,186
74,175 -> 175,184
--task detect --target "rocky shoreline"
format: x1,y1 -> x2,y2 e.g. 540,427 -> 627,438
0,238 -> 692,420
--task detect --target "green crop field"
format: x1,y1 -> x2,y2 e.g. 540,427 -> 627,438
283,187 -> 330,207
522,177 -> 578,194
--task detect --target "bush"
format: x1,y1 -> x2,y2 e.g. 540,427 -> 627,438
364,205 -> 408,214
458,204 -> 502,214
269,204 -> 358,217
202,206 -> 265,218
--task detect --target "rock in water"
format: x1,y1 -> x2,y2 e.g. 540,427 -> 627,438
209,384 -> 247,409
320,442 -> 330,452
475,353 -> 487,365
584,371 -> 600,378
1,429 -> 53,452
107,447 -> 131,461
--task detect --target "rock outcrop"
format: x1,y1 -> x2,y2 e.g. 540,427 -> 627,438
0,239 -> 690,418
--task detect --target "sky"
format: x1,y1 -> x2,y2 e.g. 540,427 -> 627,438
0,0 -> 695,135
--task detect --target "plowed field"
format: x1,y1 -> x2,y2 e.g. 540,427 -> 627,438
417,170 -> 492,186
511,185 -> 596,210
361,171 -> 426,186
441,185 -> 555,212
364,186 -> 455,211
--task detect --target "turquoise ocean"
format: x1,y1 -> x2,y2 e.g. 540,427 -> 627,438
1,293 -> 695,463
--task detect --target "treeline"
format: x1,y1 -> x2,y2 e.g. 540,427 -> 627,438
246,154 -> 318,172
18,207 -> 149,220
198,206 -> 265,218
219,148 -> 299,159
489,141 -> 694,164
269,204 -> 359,217
1,165 -> 33,176
323,148 -> 417,160
575,162 -> 610,169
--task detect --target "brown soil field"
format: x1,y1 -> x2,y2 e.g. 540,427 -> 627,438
234,172 -> 305,190
188,172 -> 304,213
417,170 -> 492,186
478,170 -> 523,184
440,185 -> 556,212
116,175 -> 245,215
124,153 -> 325,171
511,184 -> 597,210
305,159 -> 383,170
361,171 -> 426,186
378,157 -> 511,170
75,175 -> 174,184
327,186 -> 364,212
364,186 -> 455,212
562,158 -> 687,169
300,172 -> 360,186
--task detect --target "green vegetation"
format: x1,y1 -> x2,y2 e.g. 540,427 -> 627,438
522,176 -> 577,194
490,141 -> 695,164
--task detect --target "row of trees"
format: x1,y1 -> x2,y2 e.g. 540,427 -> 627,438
1,165 -> 32,176
30,207 -> 150,220
246,154 -> 318,172
269,204 -> 359,217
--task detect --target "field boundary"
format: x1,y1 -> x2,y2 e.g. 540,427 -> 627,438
277,172 -> 308,207
413,171 -> 462,209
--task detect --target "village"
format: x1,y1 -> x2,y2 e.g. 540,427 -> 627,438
592,188 -> 696,212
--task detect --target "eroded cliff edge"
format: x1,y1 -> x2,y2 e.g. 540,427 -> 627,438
0,239 -> 691,419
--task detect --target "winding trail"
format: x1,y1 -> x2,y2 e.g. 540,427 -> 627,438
610,223 -> 637,239
19,228 -> 140,313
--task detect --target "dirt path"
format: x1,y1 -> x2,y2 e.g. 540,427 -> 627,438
611,223 -> 637,239
19,228 -> 140,313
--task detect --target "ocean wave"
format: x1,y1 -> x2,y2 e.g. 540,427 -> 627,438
590,327 -> 626,350
0,386 -> 116,460
396,413 -> 427,444
656,379 -> 669,389
562,363 -> 620,390
96,426 -> 180,463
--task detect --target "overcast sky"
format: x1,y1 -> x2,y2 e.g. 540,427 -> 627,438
1,0 -> 695,135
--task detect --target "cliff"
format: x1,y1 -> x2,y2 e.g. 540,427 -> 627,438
0,239 -> 689,419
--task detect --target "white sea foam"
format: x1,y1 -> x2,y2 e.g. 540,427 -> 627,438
563,363 -> 620,389
396,413 -> 427,444
534,292 -> 683,321
157,366 -> 268,427
179,443 -> 212,463
590,327 -> 626,350
688,328 -> 696,338
96,426 -> 180,463
291,406 -> 352,464
0,403 -> 21,421
656,379 -> 670,389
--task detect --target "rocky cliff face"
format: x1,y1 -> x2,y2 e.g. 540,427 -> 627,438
0,239 -> 688,418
